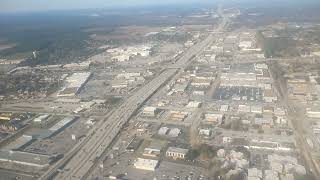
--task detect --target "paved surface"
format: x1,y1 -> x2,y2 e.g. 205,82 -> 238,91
39,9 -> 229,180
269,62 -> 320,178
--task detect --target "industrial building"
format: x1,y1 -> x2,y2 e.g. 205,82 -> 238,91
48,117 -> 78,137
3,135 -> 33,150
58,72 -> 92,97
0,150 -> 54,169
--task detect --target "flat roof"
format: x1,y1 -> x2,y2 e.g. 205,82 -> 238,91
49,117 -> 76,132
166,147 -> 189,154
0,150 -> 52,167
3,135 -> 33,150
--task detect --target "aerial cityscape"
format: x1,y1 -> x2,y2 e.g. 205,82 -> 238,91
1,0 -> 320,180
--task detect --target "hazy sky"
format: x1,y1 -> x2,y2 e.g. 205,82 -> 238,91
1,0 -> 209,13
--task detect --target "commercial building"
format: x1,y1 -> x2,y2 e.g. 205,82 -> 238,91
190,78 -> 212,87
142,107 -> 159,117
238,105 -> 251,113
199,129 -> 211,137
143,140 -> 166,157
246,139 -> 293,152
306,107 -> 320,118
111,79 -> 128,89
169,111 -> 188,121
220,105 -> 229,112
166,147 -> 189,159
134,158 -> 159,171
193,91 -> 205,96
239,41 -> 252,49
204,113 -> 224,124
251,105 -> 263,114
263,89 -> 278,102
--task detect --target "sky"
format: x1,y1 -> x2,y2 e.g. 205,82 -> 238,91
0,0 -> 211,13
1,0 -> 318,13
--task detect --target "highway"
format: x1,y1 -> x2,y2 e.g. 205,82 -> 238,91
39,8 -> 229,180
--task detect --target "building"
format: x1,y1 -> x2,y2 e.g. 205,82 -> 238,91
238,105 -> 251,113
111,79 -> 128,89
158,127 -> 169,136
251,105 -> 263,114
0,150 -> 54,169
186,101 -> 202,108
172,82 -> 189,93
143,140 -> 166,157
58,72 -> 91,97
142,107 -> 159,117
204,113 -> 224,124
168,128 -> 181,137
199,129 -> 211,137
166,147 -> 189,159
117,72 -> 141,79
190,78 -> 211,87
33,114 -> 50,123
193,91 -> 205,96
239,41 -> 252,49
254,116 -> 273,127
254,63 -> 268,70
48,117 -> 78,137
220,105 -> 229,112
169,111 -> 188,121
246,140 -> 293,152
134,158 -> 159,171
306,107 -> 320,118
3,135 -> 33,150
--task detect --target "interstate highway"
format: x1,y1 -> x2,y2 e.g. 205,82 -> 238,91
40,46 -> 208,180
39,10 -> 228,180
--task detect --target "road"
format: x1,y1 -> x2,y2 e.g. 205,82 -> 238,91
39,8 -> 229,180
269,62 -> 320,178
